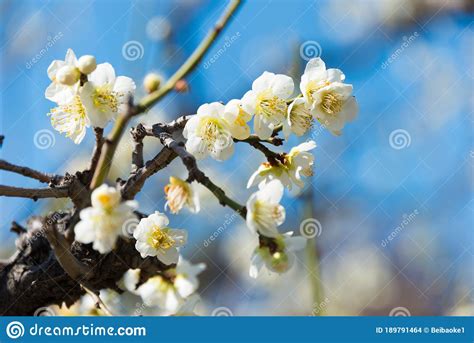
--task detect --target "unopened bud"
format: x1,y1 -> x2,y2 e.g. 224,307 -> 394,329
77,55 -> 97,74
174,79 -> 189,93
143,73 -> 162,93
56,65 -> 80,86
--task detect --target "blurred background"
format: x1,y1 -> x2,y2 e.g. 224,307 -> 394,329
0,0 -> 473,316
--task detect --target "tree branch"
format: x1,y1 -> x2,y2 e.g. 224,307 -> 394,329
158,132 -> 246,217
88,127 -> 104,175
130,124 -> 146,173
0,159 -> 61,184
0,185 -> 69,200
136,0 -> 242,113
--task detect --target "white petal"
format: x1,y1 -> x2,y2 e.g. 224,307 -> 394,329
74,220 -> 95,244
89,63 -> 116,85
258,179 -> 284,203
252,71 -> 275,92
113,76 -> 136,95
249,251 -> 264,278
156,248 -> 179,266
270,74 -> 294,99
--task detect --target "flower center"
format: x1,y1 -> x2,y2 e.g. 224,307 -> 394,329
149,226 -> 175,250
289,103 -> 313,131
164,183 -> 189,214
320,92 -> 342,115
306,80 -> 330,103
253,200 -> 285,226
92,85 -> 119,113
256,91 -> 287,119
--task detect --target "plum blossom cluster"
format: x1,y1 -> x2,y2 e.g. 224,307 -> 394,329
52,50 -> 357,313
181,57 -> 358,277
45,49 -> 136,143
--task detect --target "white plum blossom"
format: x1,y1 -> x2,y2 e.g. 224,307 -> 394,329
137,258 -> 206,312
80,63 -> 136,128
246,180 -> 286,238
48,86 -> 90,144
164,176 -> 200,214
300,58 -> 357,135
133,211 -> 187,265
74,184 -> 137,254
249,231 -> 306,278
283,97 -> 314,138
222,99 -> 253,140
45,48 -> 80,103
241,71 -> 294,139
248,140 -> 316,191
183,102 -> 234,161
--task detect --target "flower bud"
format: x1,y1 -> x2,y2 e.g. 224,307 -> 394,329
174,79 -> 189,93
56,65 -> 80,86
143,73 -> 162,93
77,55 -> 97,74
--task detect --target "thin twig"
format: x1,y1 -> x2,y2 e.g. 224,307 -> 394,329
0,185 -> 69,199
131,124 -> 146,173
82,286 -> 113,316
89,127 -> 104,174
0,159 -> 60,183
158,132 -> 246,217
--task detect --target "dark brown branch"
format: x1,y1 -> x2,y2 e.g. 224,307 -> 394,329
0,212 -> 172,315
88,127 -> 104,175
158,132 -> 246,217
0,185 -> 69,200
235,134 -> 284,146
121,148 -> 177,200
0,159 -> 61,183
130,124 -> 146,173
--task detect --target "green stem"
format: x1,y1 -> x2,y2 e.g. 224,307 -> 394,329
137,0 -> 242,112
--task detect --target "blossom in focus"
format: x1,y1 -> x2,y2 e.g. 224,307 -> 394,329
137,258 -> 206,312
300,58 -> 357,135
222,99 -> 253,140
247,140 -> 316,191
48,87 -> 90,144
246,180 -> 286,238
74,184 -> 137,254
249,232 -> 306,278
133,211 -> 187,265
183,102 -> 234,161
164,176 -> 200,214
45,48 -> 80,103
80,63 -> 136,128
241,71 -> 294,139
282,97 -> 314,138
